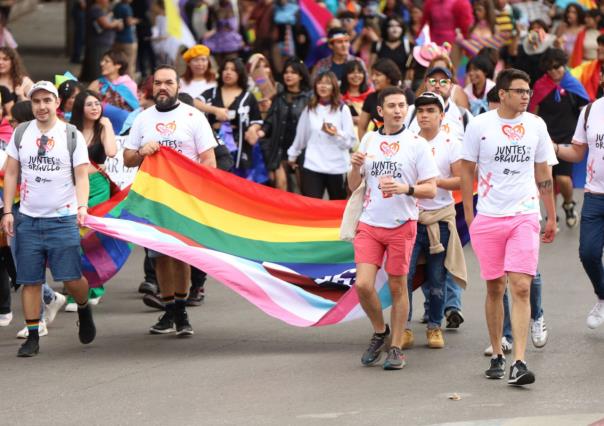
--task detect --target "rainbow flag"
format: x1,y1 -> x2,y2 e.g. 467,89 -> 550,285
300,0 -> 334,67
86,148 -> 393,326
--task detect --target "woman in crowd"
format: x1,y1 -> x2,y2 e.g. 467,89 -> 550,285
180,44 -> 217,99
80,0 -> 123,82
570,9 -> 603,67
247,53 -> 277,118
201,58 -> 265,182
57,80 -> 83,122
89,48 -> 138,112
287,71 -> 355,200
341,58 -> 373,128
67,89 -> 117,309
371,15 -> 413,78
0,47 -> 32,103
556,3 -> 585,59
464,54 -> 496,116
259,58 -> 311,191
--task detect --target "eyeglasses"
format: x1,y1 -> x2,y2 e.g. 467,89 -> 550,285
505,88 -> 534,97
38,135 -> 48,157
427,78 -> 451,87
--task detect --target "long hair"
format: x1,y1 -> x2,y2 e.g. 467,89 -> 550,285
181,56 -> 216,84
70,90 -> 104,148
564,3 -> 585,26
340,59 -> 369,95
217,58 -> 247,90
309,71 -> 341,111
472,0 -> 496,34
282,57 -> 311,92
0,47 -> 27,88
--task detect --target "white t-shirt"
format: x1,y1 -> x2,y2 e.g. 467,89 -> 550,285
0,149 -> 7,209
125,103 -> 217,162
406,101 -> 470,142
6,120 -> 89,217
418,131 -> 462,211
180,79 -> 217,99
358,128 -> 439,228
462,110 -> 554,217
572,98 -> 604,193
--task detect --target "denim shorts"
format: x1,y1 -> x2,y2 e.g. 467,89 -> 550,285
15,213 -> 82,285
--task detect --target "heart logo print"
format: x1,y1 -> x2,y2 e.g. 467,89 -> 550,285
379,141 -> 399,158
501,124 -> 525,142
156,121 -> 177,136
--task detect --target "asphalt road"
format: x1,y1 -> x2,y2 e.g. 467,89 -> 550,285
0,192 -> 603,426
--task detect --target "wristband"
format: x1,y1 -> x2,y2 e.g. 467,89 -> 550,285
406,185 -> 415,196
2,212 -> 12,216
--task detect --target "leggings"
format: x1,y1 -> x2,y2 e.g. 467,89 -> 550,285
301,168 -> 347,200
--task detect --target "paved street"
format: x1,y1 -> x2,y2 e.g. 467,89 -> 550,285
2,3 -> 604,426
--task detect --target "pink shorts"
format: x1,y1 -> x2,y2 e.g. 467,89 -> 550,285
469,213 -> 540,280
353,221 -> 417,276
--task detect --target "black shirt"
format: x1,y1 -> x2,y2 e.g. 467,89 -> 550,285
538,90 -> 588,145
372,40 -> 411,76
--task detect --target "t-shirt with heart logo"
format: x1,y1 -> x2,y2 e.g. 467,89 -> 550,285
572,97 -> 604,194
357,128 -> 439,228
462,110 -> 554,217
125,103 -> 217,162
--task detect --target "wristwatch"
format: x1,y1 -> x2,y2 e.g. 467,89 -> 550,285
406,185 -> 415,196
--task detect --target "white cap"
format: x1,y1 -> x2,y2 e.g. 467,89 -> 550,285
27,80 -> 59,99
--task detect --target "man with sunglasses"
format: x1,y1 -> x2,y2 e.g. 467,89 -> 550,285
460,69 -> 557,386
1,81 -> 95,357
405,66 -> 470,330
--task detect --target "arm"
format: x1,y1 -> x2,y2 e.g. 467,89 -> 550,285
198,148 -> 216,168
123,142 -> 159,167
97,14 -> 123,30
437,159 -> 461,190
100,117 -> 118,158
460,159 -> 476,226
347,151 -> 365,192
357,111 -> 371,141
330,106 -> 356,150
381,177 -> 437,198
556,141 -> 588,163
89,80 -> 100,92
1,157 -> 18,237
287,109 -> 309,166
75,163 -> 90,225
535,161 -> 556,243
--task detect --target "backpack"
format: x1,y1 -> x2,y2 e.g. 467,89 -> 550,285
14,120 -> 79,185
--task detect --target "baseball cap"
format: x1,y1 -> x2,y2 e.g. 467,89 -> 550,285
425,66 -> 453,80
415,91 -> 446,111
28,80 -> 59,99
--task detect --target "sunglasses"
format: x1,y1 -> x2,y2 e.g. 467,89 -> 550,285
427,78 -> 451,87
547,63 -> 564,71
38,135 -> 48,157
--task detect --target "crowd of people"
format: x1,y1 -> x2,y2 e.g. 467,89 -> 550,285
0,0 -> 601,389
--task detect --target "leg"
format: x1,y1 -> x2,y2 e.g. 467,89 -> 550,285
274,164 -> 287,191
300,168 -> 326,199
530,272 -> 543,321
173,259 -> 193,336
388,274 -> 409,349
508,272 -> 532,362
502,289 -> 513,341
355,263 -> 384,333
325,173 -> 347,200
554,162 -> 577,227
155,255 -> 175,301
579,194 -> 604,299
0,261 -> 10,316
426,224 -> 450,336
485,277 -> 506,356
556,175 -> 574,204
187,267 -> 206,306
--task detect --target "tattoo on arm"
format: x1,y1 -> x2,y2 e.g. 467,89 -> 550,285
537,179 -> 553,194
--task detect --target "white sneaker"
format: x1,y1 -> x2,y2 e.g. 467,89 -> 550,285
44,292 -> 66,325
531,315 -> 548,348
89,296 -> 101,306
16,320 -> 48,339
64,302 -> 77,312
587,300 -> 604,329
0,312 -> 13,326
484,337 -> 513,356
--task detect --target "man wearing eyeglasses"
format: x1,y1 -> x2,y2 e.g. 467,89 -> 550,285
460,69 -> 557,386
1,81 -> 95,357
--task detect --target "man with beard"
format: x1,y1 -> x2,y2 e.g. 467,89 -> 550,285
124,65 -> 217,336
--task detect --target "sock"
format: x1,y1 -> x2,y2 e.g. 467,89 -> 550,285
162,296 -> 175,315
175,292 -> 187,311
375,324 -> 389,337
77,300 -> 89,310
25,319 -> 40,340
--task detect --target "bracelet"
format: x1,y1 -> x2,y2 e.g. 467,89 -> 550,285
2,212 -> 12,216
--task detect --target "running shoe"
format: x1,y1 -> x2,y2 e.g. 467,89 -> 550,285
485,354 -> 506,379
174,309 -> 194,337
562,201 -> 578,228
17,338 -> 40,358
445,309 -> 464,329
587,300 -> 604,329
361,324 -> 390,366
138,280 -> 158,295
77,305 -> 96,344
186,286 -> 205,307
484,337 -> 513,356
143,293 -> 165,311
0,312 -> 12,327
383,347 -> 406,370
508,360 -> 535,386
44,292 -> 66,325
149,312 -> 175,334
426,327 -> 445,349
17,320 -> 48,339
531,315 -> 548,348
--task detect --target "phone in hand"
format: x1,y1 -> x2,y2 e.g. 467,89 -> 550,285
322,122 -> 337,136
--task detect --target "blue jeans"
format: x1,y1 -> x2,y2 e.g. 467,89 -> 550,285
502,271 -> 543,341
420,272 -> 462,319
407,222 -> 450,328
579,193 -> 604,299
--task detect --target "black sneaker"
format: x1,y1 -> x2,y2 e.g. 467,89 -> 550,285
138,281 -> 158,295
445,309 -> 465,329
143,293 -> 165,310
149,312 -> 175,334
77,305 -> 96,344
186,286 -> 205,307
485,354 -> 506,379
383,346 -> 406,370
361,324 -> 390,366
562,201 -> 578,228
174,309 -> 194,337
508,360 -> 535,386
17,338 -> 39,357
